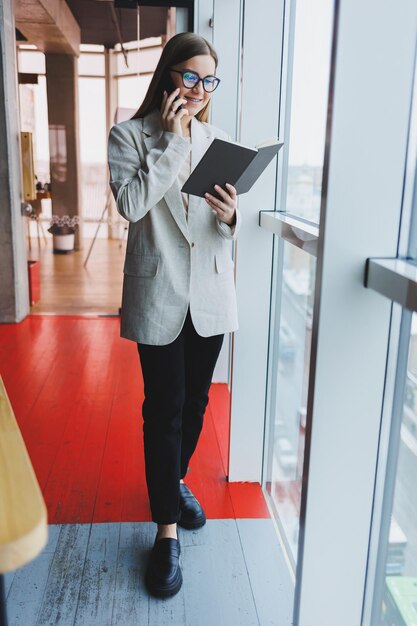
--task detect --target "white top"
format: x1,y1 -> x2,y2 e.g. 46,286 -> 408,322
177,136 -> 191,219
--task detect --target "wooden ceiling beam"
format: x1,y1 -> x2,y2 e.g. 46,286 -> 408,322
14,0 -> 81,56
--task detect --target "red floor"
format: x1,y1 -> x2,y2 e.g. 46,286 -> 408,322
0,315 -> 270,523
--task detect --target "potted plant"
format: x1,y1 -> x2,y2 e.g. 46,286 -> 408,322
47,215 -> 80,253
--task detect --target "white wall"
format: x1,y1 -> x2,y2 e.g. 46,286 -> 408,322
226,0 -> 284,481
195,0 -> 285,478
195,0 -> 240,385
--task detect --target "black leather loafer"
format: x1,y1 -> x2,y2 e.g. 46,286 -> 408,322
145,537 -> 182,598
178,483 -> 206,530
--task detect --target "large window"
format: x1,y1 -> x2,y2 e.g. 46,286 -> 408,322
115,38 -> 162,113
281,0 -> 333,224
265,244 -> 315,564
78,45 -> 107,236
229,0 -> 417,622
263,0 -> 334,571
380,316 -> 417,624
364,43 -> 417,626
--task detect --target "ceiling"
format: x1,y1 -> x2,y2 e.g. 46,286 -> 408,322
65,1 -> 168,47
15,0 -> 193,53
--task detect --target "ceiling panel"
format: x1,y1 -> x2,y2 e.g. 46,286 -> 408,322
65,1 -> 168,47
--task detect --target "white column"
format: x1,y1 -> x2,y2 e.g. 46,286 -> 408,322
195,0 -> 232,384
211,0 -> 241,384
0,0 -> 30,322
227,0 -> 284,480
194,0 -> 214,44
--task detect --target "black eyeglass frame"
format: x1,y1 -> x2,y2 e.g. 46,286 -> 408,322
169,68 -> 221,93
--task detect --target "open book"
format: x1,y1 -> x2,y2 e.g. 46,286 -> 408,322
181,137 -> 284,198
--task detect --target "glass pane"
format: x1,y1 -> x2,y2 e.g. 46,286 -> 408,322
17,49 -> 45,74
18,75 -> 50,186
117,75 -> 153,111
114,37 -> 162,52
283,0 -> 334,224
78,77 -> 107,234
80,44 -> 105,53
266,242 -> 316,564
378,313 -> 417,625
78,53 -> 105,77
116,46 -> 162,76
78,78 -> 106,163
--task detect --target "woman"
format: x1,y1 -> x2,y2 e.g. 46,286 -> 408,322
107,32 -> 241,598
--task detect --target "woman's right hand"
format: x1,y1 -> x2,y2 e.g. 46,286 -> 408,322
160,88 -> 188,136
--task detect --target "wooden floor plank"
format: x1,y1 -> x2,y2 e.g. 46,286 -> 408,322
110,522 -> 151,625
6,551 -> 58,626
73,523 -> 121,625
180,519 -> 259,626
54,393 -> 115,524
118,341 -> 151,523
4,571 -> 15,599
28,238 -> 125,316
208,383 -> 230,476
5,525 -> 61,625
148,574 -> 187,625
43,321 -> 120,524
44,394 -> 103,523
92,338 -> 139,523
228,482 -> 271,518
42,321 -> 105,521
6,520 -> 293,626
0,316 -> 270,523
16,319 -> 87,489
35,524 -> 91,625
184,403 -> 235,520
237,519 -> 295,626
0,319 -> 55,429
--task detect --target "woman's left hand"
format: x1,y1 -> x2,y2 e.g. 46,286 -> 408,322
205,183 -> 237,226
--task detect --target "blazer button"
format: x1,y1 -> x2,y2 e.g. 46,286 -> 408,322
191,242 -> 195,247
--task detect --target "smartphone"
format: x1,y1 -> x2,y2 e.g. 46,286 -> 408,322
163,72 -> 184,110
174,96 -> 184,111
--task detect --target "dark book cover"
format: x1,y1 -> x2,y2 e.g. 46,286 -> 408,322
181,138 -> 284,198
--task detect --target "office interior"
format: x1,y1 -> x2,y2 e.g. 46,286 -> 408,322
1,0 -> 417,625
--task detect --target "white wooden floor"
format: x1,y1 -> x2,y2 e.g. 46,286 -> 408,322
4,519 -> 294,626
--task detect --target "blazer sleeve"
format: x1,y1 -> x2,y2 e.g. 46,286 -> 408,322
215,132 -> 242,241
107,123 -> 191,223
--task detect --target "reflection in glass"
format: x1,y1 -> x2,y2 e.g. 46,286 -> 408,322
78,53 -> 105,77
79,78 -> 106,163
17,48 -> 45,74
117,75 -> 153,111
266,243 -> 316,564
284,0 -> 333,224
48,125 -> 67,183
380,314 -> 417,625
116,45 -> 162,76
78,77 -> 107,235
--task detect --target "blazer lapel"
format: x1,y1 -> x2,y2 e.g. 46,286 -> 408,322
142,110 -> 190,243
187,117 -> 213,221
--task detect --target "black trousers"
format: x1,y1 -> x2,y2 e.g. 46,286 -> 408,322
137,307 -> 224,524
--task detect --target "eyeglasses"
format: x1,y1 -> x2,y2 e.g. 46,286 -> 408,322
169,68 -> 221,93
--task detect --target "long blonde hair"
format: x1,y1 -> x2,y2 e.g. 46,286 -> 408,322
130,32 -> 218,123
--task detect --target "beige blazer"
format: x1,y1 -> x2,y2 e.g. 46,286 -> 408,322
107,108 -> 242,345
